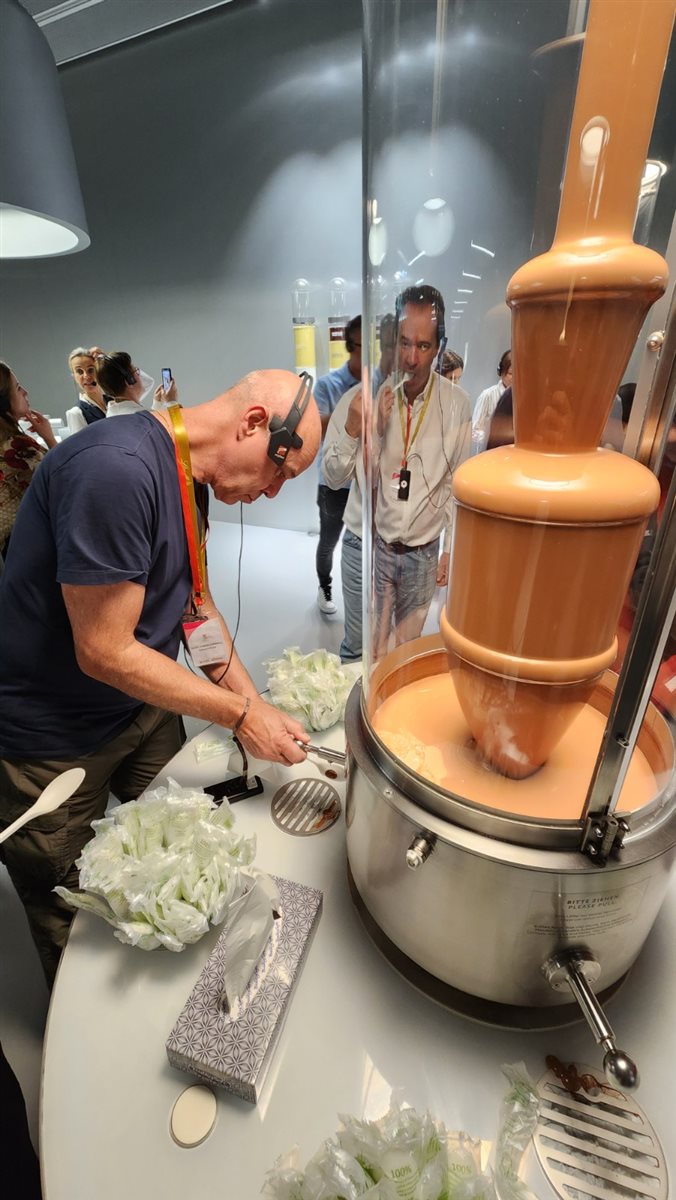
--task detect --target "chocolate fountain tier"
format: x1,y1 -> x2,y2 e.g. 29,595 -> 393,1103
364,636 -> 673,828
346,638 -> 676,1012
507,242 -> 669,452
371,668 -> 663,822
441,445 -> 660,777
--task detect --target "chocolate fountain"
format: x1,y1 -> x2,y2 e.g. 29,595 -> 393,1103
441,1 -> 668,781
346,0 -> 676,1086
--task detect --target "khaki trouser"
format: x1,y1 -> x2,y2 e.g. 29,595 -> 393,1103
0,705 -> 184,988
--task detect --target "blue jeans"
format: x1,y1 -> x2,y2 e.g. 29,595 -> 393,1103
373,534 -> 440,657
316,485 -> 348,588
340,529 -> 363,662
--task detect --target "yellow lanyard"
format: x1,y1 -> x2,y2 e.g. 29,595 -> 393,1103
167,405 -> 206,609
397,373 -> 434,467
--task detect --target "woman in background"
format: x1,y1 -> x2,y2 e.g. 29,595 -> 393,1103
67,347 -> 109,429
0,362 -> 56,557
439,349 -> 464,384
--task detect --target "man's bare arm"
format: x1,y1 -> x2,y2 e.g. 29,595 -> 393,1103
61,581 -> 308,763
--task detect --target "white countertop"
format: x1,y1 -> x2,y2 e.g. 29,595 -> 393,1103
41,730 -> 676,1199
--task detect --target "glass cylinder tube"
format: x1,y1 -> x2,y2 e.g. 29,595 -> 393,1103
291,277 -> 316,381
359,0 -> 676,825
328,275 -> 349,369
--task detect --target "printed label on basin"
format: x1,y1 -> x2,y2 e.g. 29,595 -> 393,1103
525,881 -> 648,939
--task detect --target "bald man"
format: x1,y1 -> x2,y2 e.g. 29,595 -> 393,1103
0,369 -> 320,984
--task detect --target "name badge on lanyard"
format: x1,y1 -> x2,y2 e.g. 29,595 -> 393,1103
181,615 -> 228,667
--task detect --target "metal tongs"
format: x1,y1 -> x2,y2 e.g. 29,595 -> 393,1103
293,739 -> 348,781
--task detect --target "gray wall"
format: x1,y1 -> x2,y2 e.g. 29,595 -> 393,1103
0,0 -> 363,531
3,0 -> 672,533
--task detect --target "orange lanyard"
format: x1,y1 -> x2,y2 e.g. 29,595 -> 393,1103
168,406 -> 206,609
397,374 -> 434,467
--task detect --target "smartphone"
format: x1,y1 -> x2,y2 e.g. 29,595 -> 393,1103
205,775 -> 264,804
161,367 -> 172,391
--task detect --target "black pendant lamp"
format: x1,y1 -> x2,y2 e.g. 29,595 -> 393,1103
0,0 -> 90,258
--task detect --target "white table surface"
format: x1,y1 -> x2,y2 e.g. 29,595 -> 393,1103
41,728 -> 676,1199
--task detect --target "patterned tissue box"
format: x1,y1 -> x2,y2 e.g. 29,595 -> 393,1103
166,875 -> 322,1104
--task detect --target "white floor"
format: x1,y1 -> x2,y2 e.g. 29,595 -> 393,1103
0,519 -> 445,1151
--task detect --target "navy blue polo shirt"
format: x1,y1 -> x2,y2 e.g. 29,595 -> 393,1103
0,412 -> 204,759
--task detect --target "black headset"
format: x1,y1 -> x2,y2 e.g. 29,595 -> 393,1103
267,371 -> 313,466
99,353 -> 136,388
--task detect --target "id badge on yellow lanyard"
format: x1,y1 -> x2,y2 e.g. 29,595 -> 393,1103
167,406 -> 229,668
181,615 -> 228,668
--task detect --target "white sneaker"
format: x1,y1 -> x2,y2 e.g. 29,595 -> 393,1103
317,584 -> 337,614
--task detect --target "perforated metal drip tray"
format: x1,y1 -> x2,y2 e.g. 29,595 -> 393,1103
534,1064 -> 668,1200
271,779 -> 342,836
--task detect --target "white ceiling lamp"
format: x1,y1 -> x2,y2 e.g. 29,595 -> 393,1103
412,197 -> 454,258
0,0 -> 89,258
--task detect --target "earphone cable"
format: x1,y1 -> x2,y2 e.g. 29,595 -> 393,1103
212,501 -> 244,686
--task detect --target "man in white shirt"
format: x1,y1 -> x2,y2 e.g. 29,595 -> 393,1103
471,348 -> 512,455
324,285 -> 471,659
313,316 -> 362,615
322,383 -> 365,660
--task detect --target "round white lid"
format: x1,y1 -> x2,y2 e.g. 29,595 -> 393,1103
170,1085 -> 217,1148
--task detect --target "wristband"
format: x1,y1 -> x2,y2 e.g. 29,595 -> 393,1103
231,696 -> 251,738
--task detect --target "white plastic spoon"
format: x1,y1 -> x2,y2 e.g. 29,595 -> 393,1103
0,767 -> 85,845
392,372 -> 412,394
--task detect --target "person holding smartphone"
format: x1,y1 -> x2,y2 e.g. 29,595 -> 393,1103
88,350 -> 176,416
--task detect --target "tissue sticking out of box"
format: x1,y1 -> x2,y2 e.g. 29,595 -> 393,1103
166,875 -> 322,1104
219,872 -> 280,1013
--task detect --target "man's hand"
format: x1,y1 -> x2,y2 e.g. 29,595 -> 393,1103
344,388 -> 363,439
436,551 -> 450,588
237,697 -> 310,765
377,386 -> 395,436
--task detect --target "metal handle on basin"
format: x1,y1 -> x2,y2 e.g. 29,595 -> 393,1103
294,741 -> 348,781
543,948 -> 639,1091
406,833 -> 436,870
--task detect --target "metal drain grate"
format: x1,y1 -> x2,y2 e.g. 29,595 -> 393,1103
534,1065 -> 668,1200
271,778 -> 341,836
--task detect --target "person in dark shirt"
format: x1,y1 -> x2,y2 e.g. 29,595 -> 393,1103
486,385 -> 514,449
0,369 -> 320,985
